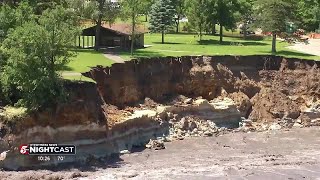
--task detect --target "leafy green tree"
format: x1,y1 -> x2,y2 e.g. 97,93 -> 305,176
255,0 -> 297,53
121,0 -> 147,56
1,6 -> 80,110
238,0 -> 254,39
173,0 -> 185,33
205,0 -> 218,35
185,0 -> 209,41
0,1 -> 34,41
215,0 -> 240,43
149,0 -> 176,43
297,0 -> 320,32
141,0 -> 154,22
0,5 -> 15,41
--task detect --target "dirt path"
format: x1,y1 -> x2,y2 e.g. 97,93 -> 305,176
103,52 -> 126,63
60,72 -> 82,77
1,127 -> 320,179
287,39 -> 320,56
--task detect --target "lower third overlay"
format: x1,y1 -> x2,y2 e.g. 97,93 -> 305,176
19,144 -> 76,156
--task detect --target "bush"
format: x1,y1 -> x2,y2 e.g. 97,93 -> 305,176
244,35 -> 264,41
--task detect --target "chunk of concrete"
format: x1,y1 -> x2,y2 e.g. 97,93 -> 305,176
125,110 -> 157,120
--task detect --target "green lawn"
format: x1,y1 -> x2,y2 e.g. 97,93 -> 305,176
62,32 -> 319,82
62,74 -> 96,83
61,49 -> 114,82
120,33 -> 319,60
65,49 -> 114,72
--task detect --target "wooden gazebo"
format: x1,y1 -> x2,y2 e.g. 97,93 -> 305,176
80,23 -> 145,49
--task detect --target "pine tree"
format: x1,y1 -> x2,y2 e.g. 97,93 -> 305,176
149,0 -> 176,44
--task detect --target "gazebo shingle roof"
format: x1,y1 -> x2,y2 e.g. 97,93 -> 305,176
101,23 -> 146,35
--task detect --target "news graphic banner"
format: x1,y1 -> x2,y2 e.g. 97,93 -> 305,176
19,144 -> 76,155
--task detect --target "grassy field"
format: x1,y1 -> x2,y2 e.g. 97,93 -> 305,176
62,32 -> 319,82
61,49 -> 114,82
120,33 -> 319,60
65,49 -> 113,72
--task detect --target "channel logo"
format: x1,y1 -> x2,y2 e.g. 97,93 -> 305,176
19,144 -> 29,155
19,144 -> 76,155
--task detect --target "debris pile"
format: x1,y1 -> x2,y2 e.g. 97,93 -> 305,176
168,117 -> 221,139
145,139 -> 165,150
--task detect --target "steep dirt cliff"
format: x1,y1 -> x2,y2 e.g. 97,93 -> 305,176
84,55 -> 320,124
0,55 -> 319,170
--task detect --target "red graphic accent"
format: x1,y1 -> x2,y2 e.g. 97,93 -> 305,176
19,144 -> 29,155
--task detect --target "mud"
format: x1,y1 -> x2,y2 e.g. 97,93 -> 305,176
1,127 -> 320,179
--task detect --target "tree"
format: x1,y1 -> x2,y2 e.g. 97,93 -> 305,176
149,0 -> 176,43
185,0 -> 209,41
238,0 -> 254,39
68,0 -> 119,51
0,5 -> 16,41
141,0 -> 154,22
0,1 -> 34,41
206,0 -> 218,35
215,0 -> 240,43
255,0 -> 297,54
121,0 -> 146,56
173,0 -> 185,33
297,0 -> 320,32
0,6 -> 80,110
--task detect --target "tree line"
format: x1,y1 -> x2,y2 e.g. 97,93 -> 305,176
71,0 -> 319,54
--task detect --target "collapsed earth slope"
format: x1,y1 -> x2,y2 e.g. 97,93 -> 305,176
0,55 -> 319,170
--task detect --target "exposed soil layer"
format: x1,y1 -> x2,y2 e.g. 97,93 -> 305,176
84,55 -> 320,124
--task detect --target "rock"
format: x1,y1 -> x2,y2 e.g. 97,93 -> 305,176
194,99 -> 212,110
154,143 -> 165,150
199,125 -> 208,132
184,98 -> 192,104
125,110 -> 157,120
180,118 -> 189,130
210,98 -> 237,111
269,123 -> 282,130
285,111 -> 300,119
156,106 -> 170,114
189,121 -> 197,131
279,117 -> 295,128
177,136 -> 184,140
242,119 -> 253,127
293,122 -> 303,128
311,119 -> 320,126
69,172 -> 84,179
0,150 -> 9,161
227,92 -> 252,117
145,139 -> 165,150
192,128 -> 198,134
120,150 -> 130,154
298,113 -> 312,126
167,112 -> 174,119
204,131 -> 213,137
207,120 -> 217,129
163,137 -> 172,142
